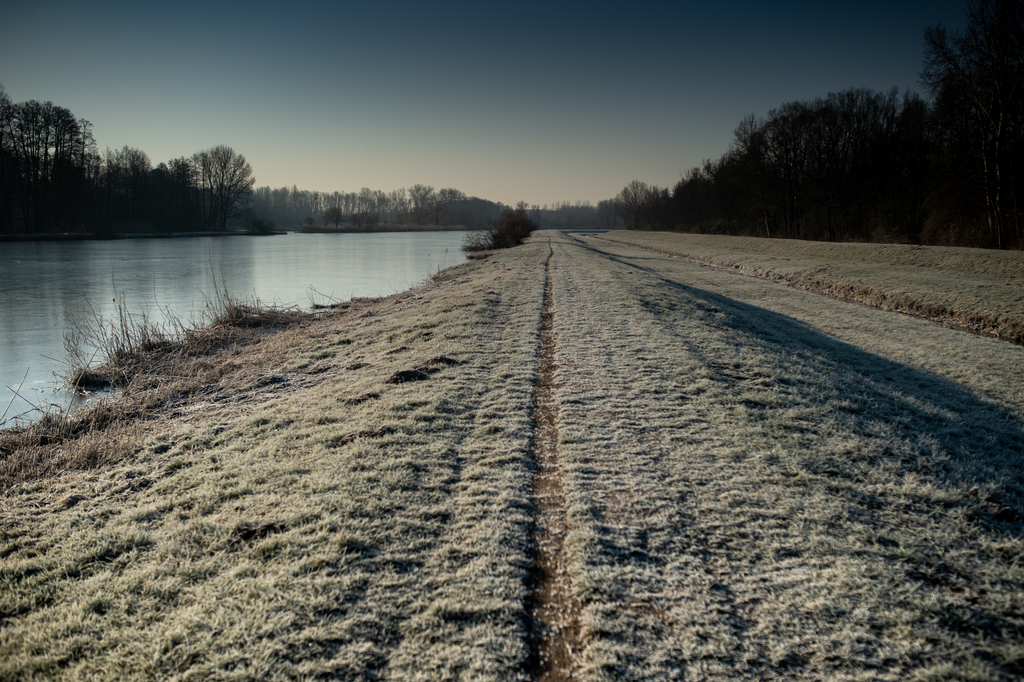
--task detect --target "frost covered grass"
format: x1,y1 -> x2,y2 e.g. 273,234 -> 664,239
598,230 -> 1024,344
1,231 -> 1021,680
580,235 -> 1024,412
0,247 -> 548,680
549,232 -> 1023,679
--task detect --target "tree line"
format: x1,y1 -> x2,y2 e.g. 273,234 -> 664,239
1,83 -> 624,237
252,184 -> 500,230
0,87 -> 256,236
254,185 -> 628,231
613,0 -> 1023,249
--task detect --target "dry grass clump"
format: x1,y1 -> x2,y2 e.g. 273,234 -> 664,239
1,292 -> 309,486
599,231 -> 1024,344
0,404 -> 131,484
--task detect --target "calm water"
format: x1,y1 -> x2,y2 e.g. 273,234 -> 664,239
0,231 -> 468,421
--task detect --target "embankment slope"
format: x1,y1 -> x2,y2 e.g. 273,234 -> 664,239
546,232 -> 1022,679
598,230 -> 1024,345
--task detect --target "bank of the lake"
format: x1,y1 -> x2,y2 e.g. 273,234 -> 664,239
2,232 -> 1022,681
296,224 -> 469,234
0,230 -> 289,242
0,224 -> 472,242
0,230 -> 470,419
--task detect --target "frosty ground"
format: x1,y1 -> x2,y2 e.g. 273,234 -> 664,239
1,231 -> 1022,681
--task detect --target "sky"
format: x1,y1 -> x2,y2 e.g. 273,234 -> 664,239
1,0 -> 968,207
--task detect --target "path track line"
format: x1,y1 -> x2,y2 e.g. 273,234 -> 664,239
527,239 -> 582,681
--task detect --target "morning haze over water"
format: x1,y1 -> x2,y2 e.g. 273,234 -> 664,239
0,232 -> 468,419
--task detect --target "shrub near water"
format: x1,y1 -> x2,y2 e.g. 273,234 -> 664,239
0,285 -> 307,484
463,204 -> 537,252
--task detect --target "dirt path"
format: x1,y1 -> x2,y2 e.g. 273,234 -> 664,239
528,239 -> 582,680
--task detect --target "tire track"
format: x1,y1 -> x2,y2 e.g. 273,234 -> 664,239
527,239 -> 582,681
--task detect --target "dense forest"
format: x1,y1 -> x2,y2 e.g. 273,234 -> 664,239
612,0 -> 1023,249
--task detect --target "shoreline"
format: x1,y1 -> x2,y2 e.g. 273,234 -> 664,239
296,223 -> 470,234
0,230 -> 288,242
1,225 -> 474,242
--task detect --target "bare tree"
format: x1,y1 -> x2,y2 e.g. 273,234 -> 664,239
923,0 -> 1024,248
324,205 -> 344,228
432,187 -> 466,224
388,188 -> 409,222
596,199 -> 617,228
106,145 -> 151,227
192,145 -> 255,230
3,99 -> 85,232
614,180 -> 654,230
0,86 -> 13,232
408,184 -> 435,224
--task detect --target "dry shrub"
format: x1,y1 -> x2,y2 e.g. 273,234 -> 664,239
211,301 -> 307,329
462,205 -> 537,252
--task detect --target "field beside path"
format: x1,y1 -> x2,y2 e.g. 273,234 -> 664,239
545,232 -> 1022,679
2,230 -> 1023,680
596,230 -> 1024,345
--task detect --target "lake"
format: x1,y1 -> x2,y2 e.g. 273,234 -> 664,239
0,231 -> 469,423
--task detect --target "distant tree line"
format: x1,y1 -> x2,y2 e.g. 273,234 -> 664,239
0,81 -> 624,238
532,200 -> 624,229
252,183 -> 506,230
254,185 -> 628,232
612,0 -> 1023,249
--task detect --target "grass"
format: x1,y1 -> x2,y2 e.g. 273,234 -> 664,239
0,247 -> 547,680
1,231 -> 1022,680
0,283 -> 310,484
547,232 -> 1023,679
597,231 -> 1024,344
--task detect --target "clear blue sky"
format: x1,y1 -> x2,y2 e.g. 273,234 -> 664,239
1,0 -> 967,207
